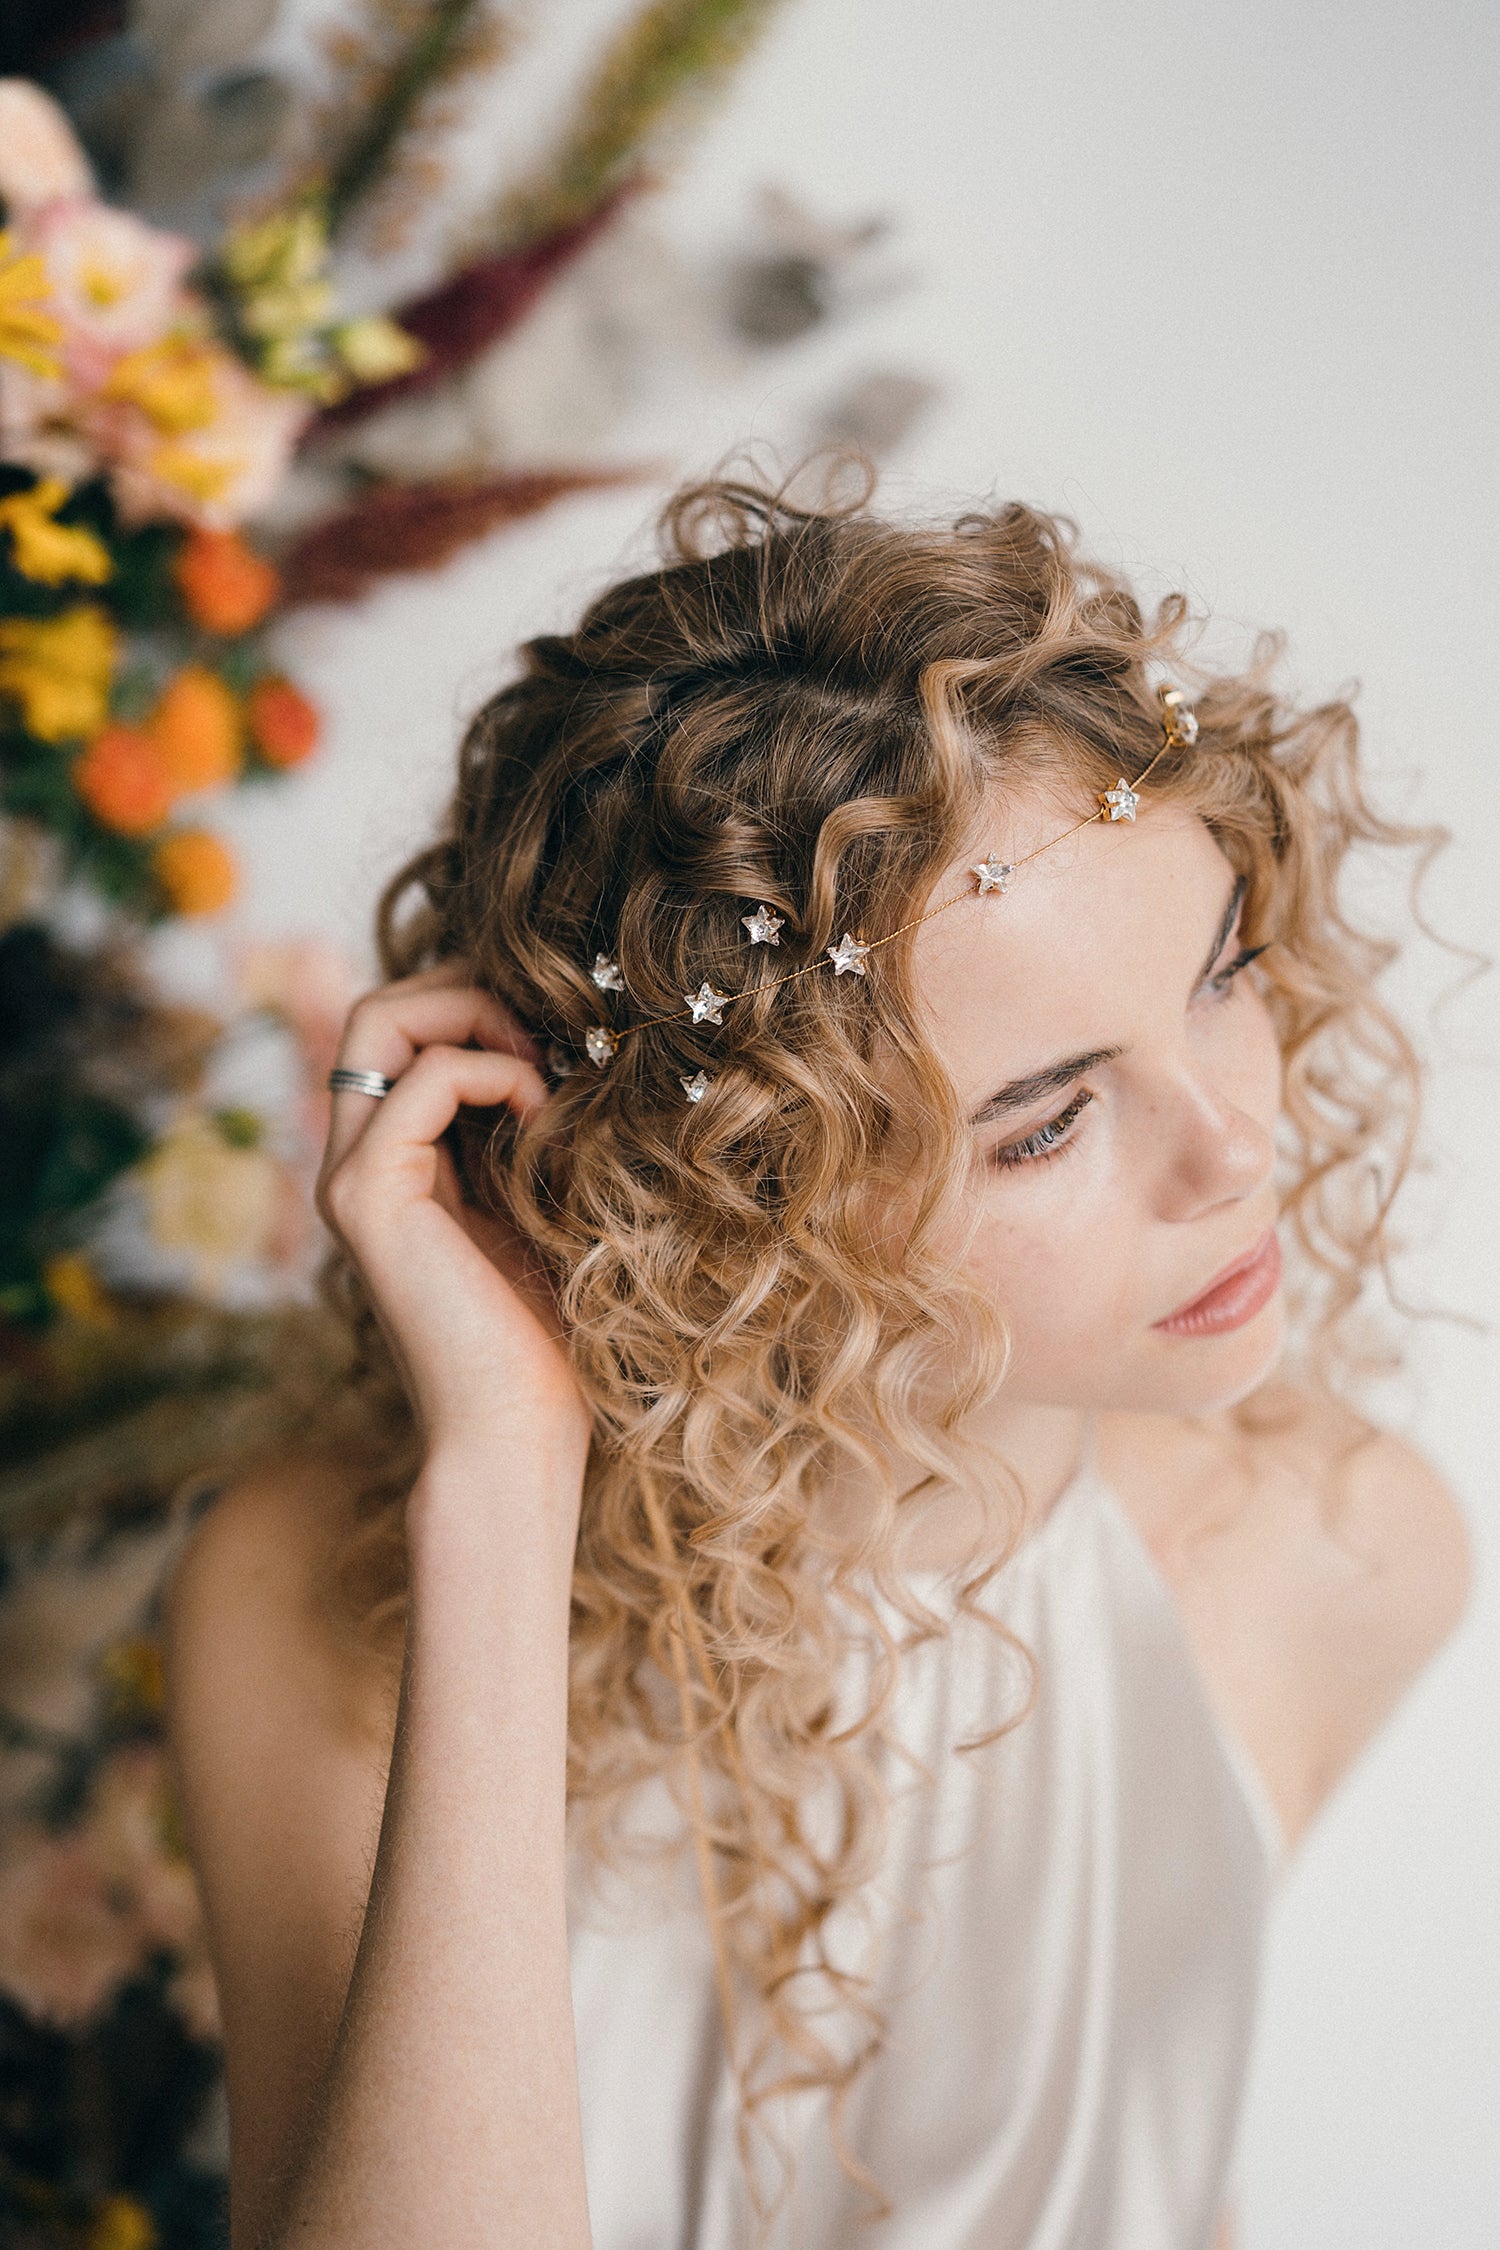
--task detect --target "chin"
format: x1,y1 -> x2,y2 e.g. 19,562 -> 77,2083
1146,1291 -> 1288,1416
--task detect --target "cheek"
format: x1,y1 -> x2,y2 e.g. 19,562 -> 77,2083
1250,995 -> 1285,1119
1210,981 -> 1283,1122
963,1157 -> 1138,1392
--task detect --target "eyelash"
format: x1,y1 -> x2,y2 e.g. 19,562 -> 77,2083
990,1088 -> 1094,1170
1205,943 -> 1267,998
988,944 -> 1268,1173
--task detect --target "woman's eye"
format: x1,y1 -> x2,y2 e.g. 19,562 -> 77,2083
1204,942 -> 1269,999
989,1087 -> 1093,1171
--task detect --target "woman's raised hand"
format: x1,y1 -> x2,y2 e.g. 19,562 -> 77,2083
317,964 -> 591,1500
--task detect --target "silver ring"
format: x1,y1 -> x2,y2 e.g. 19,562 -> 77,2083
328,1067 -> 394,1099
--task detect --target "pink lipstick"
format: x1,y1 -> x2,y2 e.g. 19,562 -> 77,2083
1152,1228 -> 1282,1338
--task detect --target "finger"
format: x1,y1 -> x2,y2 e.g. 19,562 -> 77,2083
341,1046 -> 549,1202
336,984 -> 532,1072
425,962 -> 544,1062
327,988 -> 539,1169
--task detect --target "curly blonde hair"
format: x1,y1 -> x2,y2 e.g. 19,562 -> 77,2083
319,466 -> 1434,2221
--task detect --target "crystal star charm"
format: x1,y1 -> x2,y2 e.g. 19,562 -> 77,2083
1159,685 -> 1199,745
681,1069 -> 712,1103
585,1025 -> 617,1067
1100,777 -> 1141,823
685,980 -> 730,1024
827,932 -> 870,977
591,953 -> 625,992
971,854 -> 1014,896
741,903 -> 785,945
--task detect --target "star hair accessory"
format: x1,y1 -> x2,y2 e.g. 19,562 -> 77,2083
578,681 -> 1199,1074
742,903 -> 784,944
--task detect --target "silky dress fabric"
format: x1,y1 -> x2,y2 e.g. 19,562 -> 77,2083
566,1440 -> 1288,2250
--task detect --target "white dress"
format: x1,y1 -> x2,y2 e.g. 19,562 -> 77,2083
566,1437 -> 1287,2250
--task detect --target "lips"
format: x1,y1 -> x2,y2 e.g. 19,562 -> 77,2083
1152,1227 -> 1283,1339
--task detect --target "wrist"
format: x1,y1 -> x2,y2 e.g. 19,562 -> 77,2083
409,1437 -> 585,1564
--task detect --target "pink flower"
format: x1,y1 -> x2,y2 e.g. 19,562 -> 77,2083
238,935 -> 358,1158
0,1824 -> 146,2031
0,81 -> 94,214
0,1747 -> 222,2040
109,348 -> 310,529
27,200 -> 197,389
84,1743 -> 220,2043
238,937 -> 356,1080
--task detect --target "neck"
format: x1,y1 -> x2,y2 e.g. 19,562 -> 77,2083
811,1397 -> 1091,1573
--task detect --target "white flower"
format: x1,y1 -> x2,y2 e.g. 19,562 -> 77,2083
138,1113 -> 281,1291
0,81 -> 93,214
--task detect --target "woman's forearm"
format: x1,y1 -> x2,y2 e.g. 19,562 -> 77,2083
262,1445 -> 590,2250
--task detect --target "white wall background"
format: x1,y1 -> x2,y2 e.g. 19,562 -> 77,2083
206,2 -> 1499,2241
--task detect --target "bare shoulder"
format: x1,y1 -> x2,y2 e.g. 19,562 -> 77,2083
161,1451 -> 403,2246
1099,1384 -> 1473,1845
163,1447 -> 400,1749
1235,1380 -> 1472,1669
161,1444 -> 404,1938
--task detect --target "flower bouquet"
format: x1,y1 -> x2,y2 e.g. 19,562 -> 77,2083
0,6 -> 905,2240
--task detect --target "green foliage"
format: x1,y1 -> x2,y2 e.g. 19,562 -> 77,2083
325,0 -> 492,234
0,475 -> 183,634
489,0 -> 786,245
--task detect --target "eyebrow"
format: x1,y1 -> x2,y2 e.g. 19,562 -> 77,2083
967,873 -> 1247,1129
969,1045 -> 1125,1128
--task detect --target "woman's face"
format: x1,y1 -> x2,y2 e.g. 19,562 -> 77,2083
912,790 -> 1285,1417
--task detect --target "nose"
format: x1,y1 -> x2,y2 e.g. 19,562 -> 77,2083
1152,1069 -> 1277,1224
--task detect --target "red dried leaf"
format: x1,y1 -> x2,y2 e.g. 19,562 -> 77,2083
279,469 -> 645,606
306,184 -> 640,440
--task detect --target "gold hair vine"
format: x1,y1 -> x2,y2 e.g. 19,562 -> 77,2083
580,681 -> 1200,1094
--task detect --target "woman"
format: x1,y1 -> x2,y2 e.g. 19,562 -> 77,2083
163,474 -> 1471,2250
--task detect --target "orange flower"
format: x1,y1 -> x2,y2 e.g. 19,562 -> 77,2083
73,724 -> 174,835
153,828 -> 237,915
173,526 -> 280,635
246,673 -> 319,768
148,664 -> 242,793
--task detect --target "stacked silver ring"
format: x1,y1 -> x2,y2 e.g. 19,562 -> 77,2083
328,1067 -> 395,1099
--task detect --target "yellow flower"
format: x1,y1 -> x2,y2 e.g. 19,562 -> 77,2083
87,2193 -> 159,2250
0,228 -> 62,378
258,333 -> 348,402
145,440 -> 240,508
239,276 -> 337,342
222,206 -> 335,358
111,349 -> 307,530
42,1250 -> 115,1326
221,203 -> 327,294
334,313 -> 425,385
0,477 -> 112,586
101,336 -> 220,434
0,603 -> 118,742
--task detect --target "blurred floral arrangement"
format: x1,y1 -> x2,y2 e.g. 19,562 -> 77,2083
0,3 -> 935,2242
